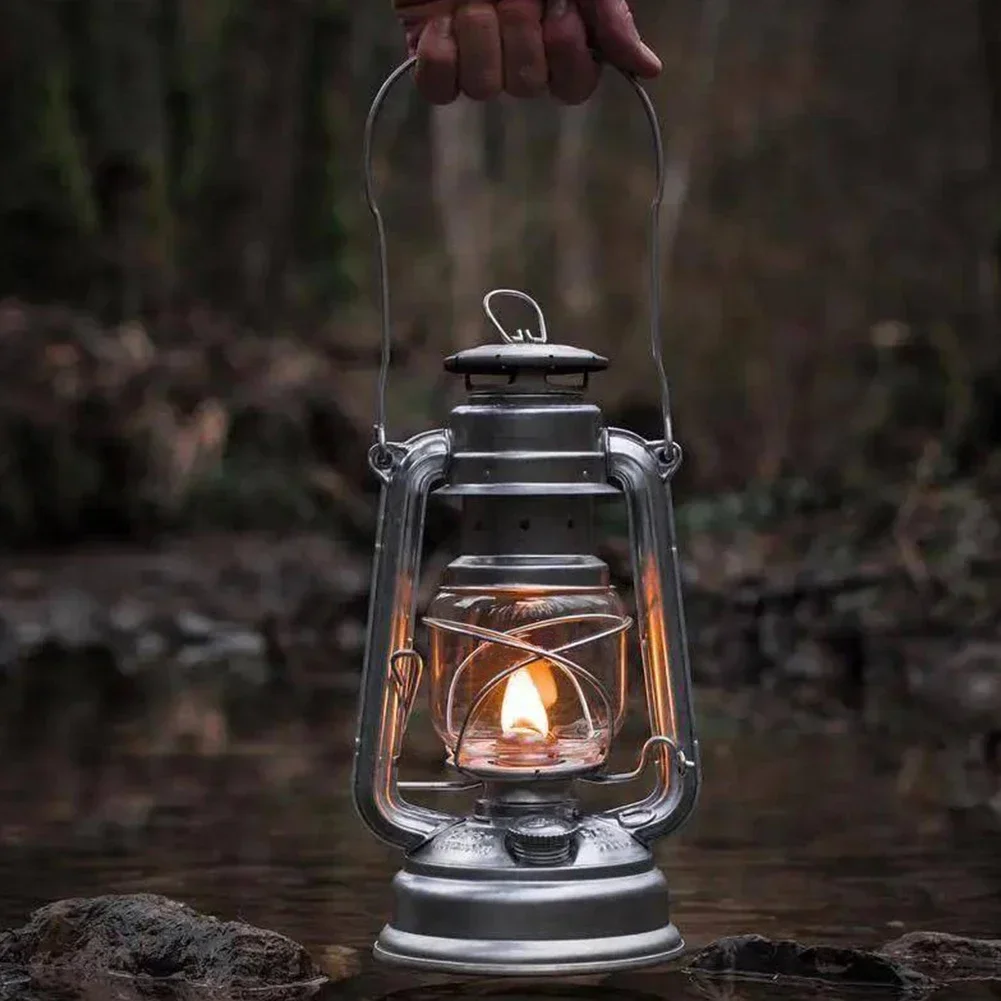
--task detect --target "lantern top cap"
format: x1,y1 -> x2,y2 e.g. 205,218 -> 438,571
445,288 -> 609,379
444,342 -> 609,378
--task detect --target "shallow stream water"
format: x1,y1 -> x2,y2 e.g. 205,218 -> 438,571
0,696 -> 999,1001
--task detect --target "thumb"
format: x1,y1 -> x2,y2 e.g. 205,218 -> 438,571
578,0 -> 661,77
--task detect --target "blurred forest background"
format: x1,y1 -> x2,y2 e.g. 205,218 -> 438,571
2,4 -> 1001,960
0,0 -> 1000,825
0,0 -> 998,544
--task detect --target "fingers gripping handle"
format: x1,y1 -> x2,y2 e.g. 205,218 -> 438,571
364,56 -> 679,470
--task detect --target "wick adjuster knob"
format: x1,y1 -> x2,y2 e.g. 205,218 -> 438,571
505,816 -> 579,866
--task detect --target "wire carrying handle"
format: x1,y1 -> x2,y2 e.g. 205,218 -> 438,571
363,56 -> 679,470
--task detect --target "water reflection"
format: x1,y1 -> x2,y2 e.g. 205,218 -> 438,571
376,984 -> 670,1000
0,698 -> 999,1000
344,972 -> 906,1001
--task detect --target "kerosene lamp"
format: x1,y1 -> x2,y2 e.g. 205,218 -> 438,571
352,58 -> 701,976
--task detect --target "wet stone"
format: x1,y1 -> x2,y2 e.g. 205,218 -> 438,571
174,629 -> 267,674
134,630 -> 169,664
10,619 -> 45,655
685,934 -> 932,990
175,610 -> 217,641
107,598 -> 151,634
880,931 -> 1001,983
0,614 -> 17,673
44,589 -> 106,649
0,894 -> 331,993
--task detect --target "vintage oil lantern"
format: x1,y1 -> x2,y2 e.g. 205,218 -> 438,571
353,58 -> 701,976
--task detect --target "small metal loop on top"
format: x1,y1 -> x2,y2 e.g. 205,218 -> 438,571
483,289 -> 548,344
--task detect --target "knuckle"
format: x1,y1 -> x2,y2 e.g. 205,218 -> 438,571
496,0 -> 543,25
456,1 -> 498,30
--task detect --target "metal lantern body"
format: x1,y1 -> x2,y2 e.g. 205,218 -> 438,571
353,61 -> 701,978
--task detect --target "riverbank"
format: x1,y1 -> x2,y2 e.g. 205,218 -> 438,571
2,501 -> 998,725
1,507 -> 999,834
1,893 -> 1000,1001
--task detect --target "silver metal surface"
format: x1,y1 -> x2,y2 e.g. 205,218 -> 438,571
602,428 -> 702,843
508,816 -> 580,864
484,288 -> 548,344
505,815 -> 579,865
404,813 -> 642,877
363,55 -> 677,462
474,780 -> 579,820
441,553 -> 610,587
435,311 -> 611,496
351,430 -> 458,851
397,778 -> 483,793
373,928 -> 684,977
355,57 -> 703,979
444,341 -> 608,376
451,492 -> 602,586
353,427 -> 701,849
388,648 -> 422,754
436,391 -> 618,496
582,734 -> 693,786
372,815 -> 685,976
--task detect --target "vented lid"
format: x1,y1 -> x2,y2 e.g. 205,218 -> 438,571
444,342 -> 608,378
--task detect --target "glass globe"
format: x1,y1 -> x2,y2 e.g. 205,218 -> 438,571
425,585 -> 630,778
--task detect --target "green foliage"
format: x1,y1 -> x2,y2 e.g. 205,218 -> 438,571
0,0 -> 354,325
0,301 -> 368,547
0,4 -> 95,303
37,61 -> 97,239
290,1 -> 354,308
0,0 -> 998,546
179,458 -> 341,534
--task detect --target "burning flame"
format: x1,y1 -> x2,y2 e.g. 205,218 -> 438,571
501,664 -> 553,736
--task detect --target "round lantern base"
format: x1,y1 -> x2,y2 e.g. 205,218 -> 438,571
371,816 -> 686,977
374,924 -> 684,977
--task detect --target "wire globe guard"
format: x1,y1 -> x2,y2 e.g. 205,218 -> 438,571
352,59 -> 703,978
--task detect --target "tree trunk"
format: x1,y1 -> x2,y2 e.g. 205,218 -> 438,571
553,103 -> 597,320
979,0 -> 1001,334
431,99 -> 490,351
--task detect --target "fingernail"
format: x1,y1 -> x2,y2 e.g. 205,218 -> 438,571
435,14 -> 453,36
640,41 -> 662,70
547,0 -> 569,19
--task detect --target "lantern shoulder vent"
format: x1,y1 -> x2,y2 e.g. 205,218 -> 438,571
444,342 -> 608,378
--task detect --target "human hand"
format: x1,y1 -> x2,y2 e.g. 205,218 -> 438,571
393,0 -> 662,105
